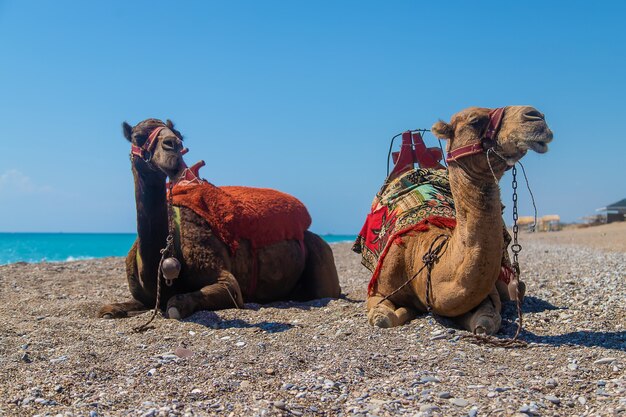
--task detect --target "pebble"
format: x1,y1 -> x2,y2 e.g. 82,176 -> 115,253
594,357 -> 616,365
265,368 -> 275,375
438,391 -> 452,399
449,398 -> 469,407
420,376 -> 440,383
545,378 -> 557,388
147,368 -> 157,376
545,395 -> 560,404
274,400 -> 286,410
578,396 -> 587,405
419,404 -> 440,412
468,407 -> 478,417
235,341 -> 246,347
174,347 -> 194,358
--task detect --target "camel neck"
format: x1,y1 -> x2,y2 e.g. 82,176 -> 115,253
133,167 -> 169,279
444,164 -> 504,286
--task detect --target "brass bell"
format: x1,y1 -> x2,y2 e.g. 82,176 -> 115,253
162,257 -> 181,280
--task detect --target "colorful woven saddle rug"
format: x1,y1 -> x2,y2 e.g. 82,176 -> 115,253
353,167 -> 513,295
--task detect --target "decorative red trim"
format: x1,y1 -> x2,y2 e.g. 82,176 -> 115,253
368,216 -> 457,295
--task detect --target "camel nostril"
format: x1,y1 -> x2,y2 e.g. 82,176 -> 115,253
524,110 -> 545,121
162,138 -> 177,151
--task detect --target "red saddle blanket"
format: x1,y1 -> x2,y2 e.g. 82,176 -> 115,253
171,182 -> 311,253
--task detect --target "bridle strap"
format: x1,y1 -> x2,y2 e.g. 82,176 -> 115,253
445,142 -> 484,162
485,107 -> 505,141
446,107 -> 506,163
131,126 -> 166,160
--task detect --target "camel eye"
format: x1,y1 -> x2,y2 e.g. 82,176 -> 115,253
468,116 -> 482,126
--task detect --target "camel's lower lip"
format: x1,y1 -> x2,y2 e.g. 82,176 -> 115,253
529,141 -> 548,153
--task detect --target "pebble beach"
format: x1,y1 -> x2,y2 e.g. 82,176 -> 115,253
0,223 -> 624,417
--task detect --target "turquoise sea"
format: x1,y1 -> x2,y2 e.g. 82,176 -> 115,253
0,233 -> 357,265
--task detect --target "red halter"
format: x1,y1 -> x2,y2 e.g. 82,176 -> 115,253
445,107 -> 506,163
131,126 -> 166,160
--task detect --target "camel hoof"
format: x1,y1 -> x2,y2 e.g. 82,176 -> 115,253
471,317 -> 497,336
474,325 -> 487,335
167,307 -> 181,319
101,313 -> 114,320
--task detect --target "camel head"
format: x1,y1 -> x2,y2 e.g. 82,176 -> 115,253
123,118 -> 185,179
432,106 -> 553,177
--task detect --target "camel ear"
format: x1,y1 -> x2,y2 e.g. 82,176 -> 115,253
166,119 -> 184,140
122,122 -> 133,142
431,120 -> 454,140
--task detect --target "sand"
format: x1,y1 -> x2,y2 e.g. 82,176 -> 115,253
0,224 -> 624,416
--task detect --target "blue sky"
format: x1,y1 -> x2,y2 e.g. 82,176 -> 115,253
1,1 -> 624,234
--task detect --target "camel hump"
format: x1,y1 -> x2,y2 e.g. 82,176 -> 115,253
172,183 -> 311,252
221,185 -> 312,245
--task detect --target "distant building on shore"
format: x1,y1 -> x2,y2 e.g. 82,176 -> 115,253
538,215 -> 561,232
597,198 -> 626,223
515,215 -> 561,232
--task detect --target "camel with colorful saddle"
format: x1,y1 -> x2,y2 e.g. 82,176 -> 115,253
354,106 -> 553,335
98,119 -> 340,320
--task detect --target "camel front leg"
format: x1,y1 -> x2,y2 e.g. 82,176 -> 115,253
366,295 -> 417,328
166,270 -> 244,319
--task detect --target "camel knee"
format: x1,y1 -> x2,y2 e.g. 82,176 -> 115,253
166,294 -> 195,319
496,279 -> 526,302
366,296 -> 414,328
302,232 -> 341,299
368,304 -> 396,328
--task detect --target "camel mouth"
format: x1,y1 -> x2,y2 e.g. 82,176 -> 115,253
529,141 -> 549,153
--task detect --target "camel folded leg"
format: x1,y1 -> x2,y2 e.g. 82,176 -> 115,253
366,295 -> 418,328
166,270 -> 244,319
453,286 -> 502,335
98,299 -> 148,319
288,231 -> 341,301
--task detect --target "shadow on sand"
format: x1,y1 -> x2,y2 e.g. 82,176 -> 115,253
496,298 -> 626,350
182,297 -> 341,332
520,295 -> 562,314
517,328 -> 626,350
184,310 -> 295,333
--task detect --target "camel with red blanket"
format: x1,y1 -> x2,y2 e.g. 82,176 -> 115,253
98,119 -> 340,320
354,106 -> 553,335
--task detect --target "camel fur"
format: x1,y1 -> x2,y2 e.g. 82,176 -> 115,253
362,106 -> 553,334
98,119 -> 340,320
